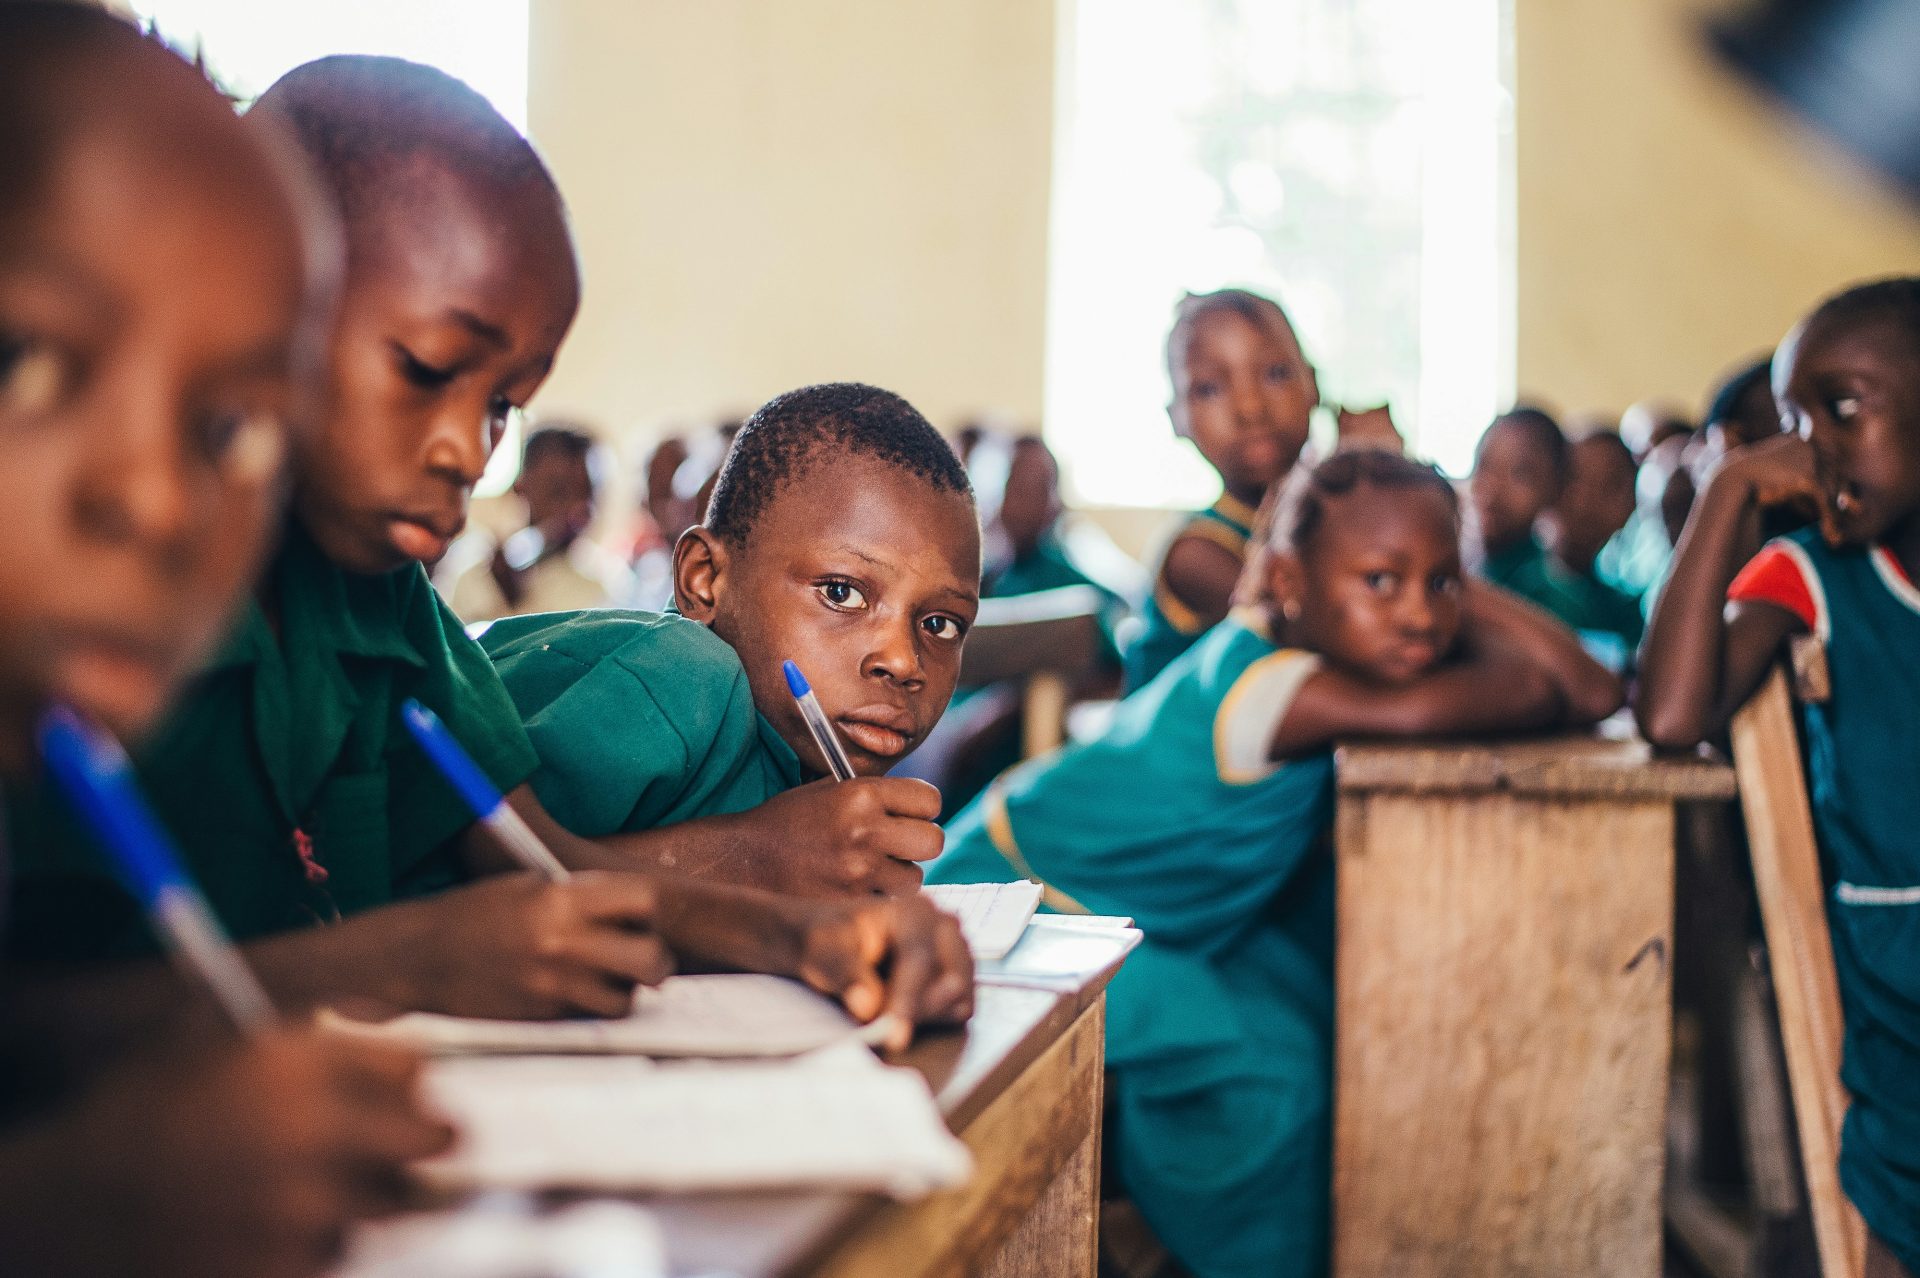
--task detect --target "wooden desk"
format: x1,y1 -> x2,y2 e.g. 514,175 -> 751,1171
649,958 -> 1123,1277
1331,732 -> 1735,1278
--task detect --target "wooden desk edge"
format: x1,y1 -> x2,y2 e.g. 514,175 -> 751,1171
1335,734 -> 1737,801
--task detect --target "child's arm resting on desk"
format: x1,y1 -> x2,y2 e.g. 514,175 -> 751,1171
1636,434 -> 1816,750
1162,531 -> 1244,631
1267,592 -> 1621,760
480,780 -> 940,899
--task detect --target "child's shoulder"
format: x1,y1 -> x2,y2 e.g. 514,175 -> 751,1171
482,608 -> 741,680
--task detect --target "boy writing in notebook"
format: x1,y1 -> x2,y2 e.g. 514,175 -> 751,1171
482,382 -> 980,899
0,10 -> 449,1275
7,55 -> 968,1039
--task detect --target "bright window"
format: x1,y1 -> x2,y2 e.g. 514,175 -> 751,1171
1045,0 -> 1513,506
128,0 -> 528,127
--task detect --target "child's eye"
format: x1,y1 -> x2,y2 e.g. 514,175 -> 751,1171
1430,572 -> 1462,596
1364,571 -> 1398,593
1190,379 -> 1222,400
1266,363 -> 1293,383
0,333 -> 72,419
196,405 -> 286,485
922,614 -> 967,643
1830,395 -> 1862,422
486,398 -> 518,446
815,579 -> 867,610
396,347 -> 456,390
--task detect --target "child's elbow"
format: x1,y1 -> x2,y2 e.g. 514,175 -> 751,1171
1567,668 -> 1626,726
1635,697 -> 1711,753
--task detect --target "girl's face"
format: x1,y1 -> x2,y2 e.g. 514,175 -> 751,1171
1778,314 -> 1920,549
1169,308 -> 1317,503
0,64 -> 314,767
1271,485 -> 1464,685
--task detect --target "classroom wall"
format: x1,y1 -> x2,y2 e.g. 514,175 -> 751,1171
1513,0 -> 1920,421
524,0 -> 1055,445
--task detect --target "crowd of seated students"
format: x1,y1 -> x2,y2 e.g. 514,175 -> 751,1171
5,8 -> 1919,1278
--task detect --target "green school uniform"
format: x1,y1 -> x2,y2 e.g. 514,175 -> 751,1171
1730,530 -> 1920,1274
930,612 -> 1334,1278
1476,532 -> 1548,592
1121,493 -> 1255,693
4,523 -> 538,961
1505,553 -> 1645,669
482,609 -> 800,836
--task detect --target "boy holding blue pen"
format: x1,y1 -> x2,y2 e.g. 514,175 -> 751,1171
0,12 -> 451,1277
482,383 -> 982,896
5,58 -> 971,1039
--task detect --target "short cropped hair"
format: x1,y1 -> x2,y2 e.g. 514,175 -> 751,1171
706,383 -> 972,544
1480,404 -> 1572,484
249,55 -> 559,230
1165,287 -> 1299,386
1705,356 -> 1774,430
1271,450 -> 1460,555
1803,277 -> 1920,356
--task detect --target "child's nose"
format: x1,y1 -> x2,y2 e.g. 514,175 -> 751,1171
863,621 -> 925,689
422,404 -> 496,487
78,401 -> 197,561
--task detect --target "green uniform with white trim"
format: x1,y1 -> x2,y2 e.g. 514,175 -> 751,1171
482,609 -> 801,836
930,612 -> 1334,1278
5,522 -> 538,960
1121,494 -> 1255,693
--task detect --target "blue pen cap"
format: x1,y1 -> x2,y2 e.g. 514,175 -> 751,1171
782,660 -> 811,698
38,706 -> 189,907
400,699 -> 506,818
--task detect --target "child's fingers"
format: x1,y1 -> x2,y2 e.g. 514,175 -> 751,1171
925,913 -> 975,1022
878,910 -> 939,1052
547,968 -> 644,1020
874,813 -> 944,863
566,927 -> 677,991
865,776 -> 943,821
568,872 -> 663,926
868,856 -> 926,897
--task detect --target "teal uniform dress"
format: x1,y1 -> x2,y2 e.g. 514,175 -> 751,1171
930,611 -> 1334,1278
1728,528 -> 1920,1273
482,610 -> 801,836
1121,494 -> 1256,693
5,523 -> 539,960
1476,533 -> 1548,593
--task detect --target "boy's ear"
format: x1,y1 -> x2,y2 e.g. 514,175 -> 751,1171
672,526 -> 729,623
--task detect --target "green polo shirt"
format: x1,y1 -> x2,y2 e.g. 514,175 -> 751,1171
5,523 -> 539,962
482,609 -> 801,836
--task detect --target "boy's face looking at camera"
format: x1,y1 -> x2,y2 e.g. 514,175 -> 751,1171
1779,310 -> 1920,549
676,454 -> 981,778
1470,416 -> 1563,555
1170,304 -> 1318,506
0,21 -> 322,766
1269,483 -> 1464,687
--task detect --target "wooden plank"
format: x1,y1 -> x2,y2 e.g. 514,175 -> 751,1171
1337,732 -> 1737,802
812,1000 -> 1104,1278
1333,790 -> 1674,1276
1729,668 -> 1866,1278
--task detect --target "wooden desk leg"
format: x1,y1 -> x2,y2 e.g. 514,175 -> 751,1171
818,999 -> 1105,1278
1334,793 -> 1675,1278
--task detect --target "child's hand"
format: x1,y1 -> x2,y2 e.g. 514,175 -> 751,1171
351,872 -> 675,1019
785,892 -> 975,1049
7,1028 -> 453,1278
733,777 -> 945,898
1335,404 -> 1404,454
1716,432 -> 1823,515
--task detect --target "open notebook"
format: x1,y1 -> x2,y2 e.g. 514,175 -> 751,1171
418,1043 -> 972,1198
923,879 -> 1043,960
322,973 -> 891,1058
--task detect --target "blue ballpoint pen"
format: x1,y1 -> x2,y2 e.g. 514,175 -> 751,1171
38,706 -> 277,1033
400,699 -> 571,881
782,660 -> 856,781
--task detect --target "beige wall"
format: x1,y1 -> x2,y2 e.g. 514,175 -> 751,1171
525,0 -> 1055,449
1514,0 -> 1920,421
